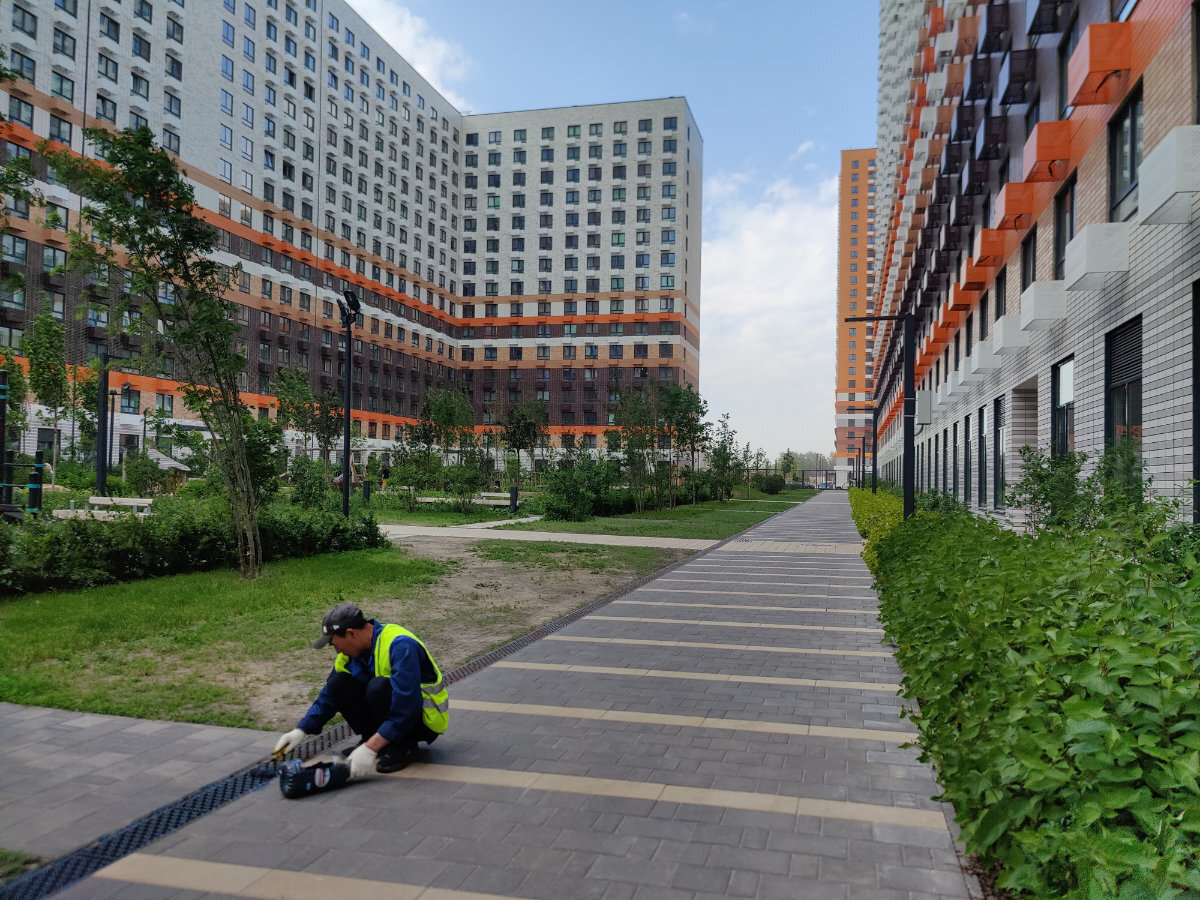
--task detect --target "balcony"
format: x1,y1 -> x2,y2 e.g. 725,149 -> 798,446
974,228 -> 1006,267
1067,22 -> 1131,107
948,282 -> 979,312
961,258 -> 988,291
943,140 -> 967,176
948,368 -> 969,397
960,157 -> 990,196
993,182 -> 1035,230
974,114 -> 1010,161
955,14 -> 980,57
966,54 -> 993,102
992,314 -> 1030,354
1064,222 -> 1130,291
1021,120 -> 1072,182
1138,125 -> 1200,225
997,49 -> 1038,106
979,2 -> 1010,55
1026,0 -> 1065,36
935,30 -> 956,66
1019,279 -> 1068,331
953,102 -> 980,144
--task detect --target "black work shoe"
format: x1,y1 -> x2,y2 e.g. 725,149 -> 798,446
375,742 -> 417,773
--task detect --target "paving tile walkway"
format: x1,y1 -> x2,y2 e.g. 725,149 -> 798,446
36,492 -> 974,899
0,706 -> 275,859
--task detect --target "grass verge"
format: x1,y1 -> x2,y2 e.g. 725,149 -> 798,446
371,505 -> 521,526
499,496 -> 809,540
0,549 -> 445,728
0,849 -> 43,884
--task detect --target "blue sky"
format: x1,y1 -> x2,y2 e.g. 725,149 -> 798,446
354,0 -> 881,457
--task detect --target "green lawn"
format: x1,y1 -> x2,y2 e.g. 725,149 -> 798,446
0,549 -> 445,728
0,848 -> 42,884
370,505 -> 522,526
499,495 -> 813,540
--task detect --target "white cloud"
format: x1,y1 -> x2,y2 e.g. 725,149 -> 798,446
787,140 -> 815,161
673,11 -> 716,34
698,174 -> 839,458
348,0 -> 474,111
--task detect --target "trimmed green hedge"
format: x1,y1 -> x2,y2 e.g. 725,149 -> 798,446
859,505 -> 1200,898
0,498 -> 387,596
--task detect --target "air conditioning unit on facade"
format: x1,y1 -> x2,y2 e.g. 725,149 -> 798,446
1064,222 -> 1130,291
1019,279 -> 1068,331
992,314 -> 1029,355
1138,125 -> 1200,225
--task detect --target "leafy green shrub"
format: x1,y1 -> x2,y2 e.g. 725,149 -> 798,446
287,455 -> 330,509
847,487 -> 902,570
0,499 -> 385,596
870,510 -> 1200,897
758,474 -> 786,495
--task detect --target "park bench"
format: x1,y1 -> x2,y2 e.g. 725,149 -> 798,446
52,497 -> 153,520
88,496 -> 154,515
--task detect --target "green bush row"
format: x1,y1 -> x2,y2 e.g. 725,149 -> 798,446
0,498 -> 387,596
862,506 -> 1200,897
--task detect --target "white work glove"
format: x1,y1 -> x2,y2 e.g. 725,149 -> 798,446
273,728 -> 306,755
347,743 -> 378,779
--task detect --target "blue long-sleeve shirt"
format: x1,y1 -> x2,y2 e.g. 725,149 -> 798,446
297,619 -> 425,743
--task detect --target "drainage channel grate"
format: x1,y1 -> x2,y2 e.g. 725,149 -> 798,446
2,522 -> 778,899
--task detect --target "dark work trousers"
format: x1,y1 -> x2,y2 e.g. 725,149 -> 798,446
326,672 -> 438,746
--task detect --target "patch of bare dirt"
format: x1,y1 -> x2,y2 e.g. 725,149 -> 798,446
247,537 -> 689,729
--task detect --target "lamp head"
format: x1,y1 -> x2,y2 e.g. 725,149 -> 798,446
342,290 -> 361,315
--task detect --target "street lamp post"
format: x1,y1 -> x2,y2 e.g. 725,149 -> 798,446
336,289 -> 361,517
96,352 -> 109,492
844,312 -> 915,518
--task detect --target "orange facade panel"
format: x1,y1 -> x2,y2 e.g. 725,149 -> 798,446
1021,120 -> 1073,182
1067,21 -> 1132,106
961,258 -> 988,291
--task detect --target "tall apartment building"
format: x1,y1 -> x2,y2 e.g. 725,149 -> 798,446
1,0 -> 701,458
869,0 -> 1200,515
835,148 -> 879,486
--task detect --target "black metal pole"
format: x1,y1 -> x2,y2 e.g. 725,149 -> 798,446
107,391 -> 117,491
871,403 -> 879,493
0,369 -> 8,505
342,315 -> 352,518
28,449 -> 43,518
96,353 -> 109,492
902,313 -> 916,519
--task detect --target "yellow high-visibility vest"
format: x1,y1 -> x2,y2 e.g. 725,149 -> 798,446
334,623 -> 449,733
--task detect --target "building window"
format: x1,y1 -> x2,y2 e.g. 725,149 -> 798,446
1106,316 -> 1142,449
1053,175 -> 1076,281
1052,357 -> 1074,456
993,397 -> 1007,509
1020,226 -> 1037,290
1109,86 -> 1143,222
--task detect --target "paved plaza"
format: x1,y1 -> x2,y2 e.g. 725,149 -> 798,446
4,493 -> 976,898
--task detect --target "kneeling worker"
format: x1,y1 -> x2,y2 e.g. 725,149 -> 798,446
274,602 -> 449,778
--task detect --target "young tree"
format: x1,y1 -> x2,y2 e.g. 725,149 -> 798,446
614,388 -> 659,513
497,399 -> 548,492
65,363 -> 99,461
708,413 -> 738,502
45,127 -> 265,575
24,312 -> 68,484
424,386 -> 475,462
660,382 -> 708,507
779,449 -> 796,482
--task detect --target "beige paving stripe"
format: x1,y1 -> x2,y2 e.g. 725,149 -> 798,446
390,763 -> 947,830
453,698 -> 914,743
662,578 -> 874,587
492,660 -> 900,692
613,599 -> 879,616
720,542 -> 864,555
587,614 -> 884,635
643,588 -> 878,603
96,853 -> 514,899
545,634 -> 894,658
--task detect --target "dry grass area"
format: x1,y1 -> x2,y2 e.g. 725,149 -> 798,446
242,538 -> 689,729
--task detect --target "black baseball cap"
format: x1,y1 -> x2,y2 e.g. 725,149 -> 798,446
312,602 -> 368,649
